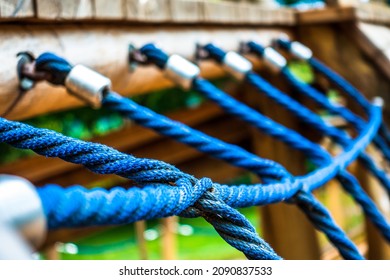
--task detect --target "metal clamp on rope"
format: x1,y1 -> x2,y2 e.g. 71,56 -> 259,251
263,47 -> 287,71
289,42 -> 313,60
65,65 -> 111,108
164,54 -> 200,90
222,52 -> 252,80
0,175 -> 47,250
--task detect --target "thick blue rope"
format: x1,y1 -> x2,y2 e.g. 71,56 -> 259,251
0,117 -> 281,260
138,44 -> 365,259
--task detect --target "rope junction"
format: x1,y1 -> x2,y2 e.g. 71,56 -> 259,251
1,39 -> 389,260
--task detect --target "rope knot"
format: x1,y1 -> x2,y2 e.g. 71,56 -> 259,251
35,52 -> 73,85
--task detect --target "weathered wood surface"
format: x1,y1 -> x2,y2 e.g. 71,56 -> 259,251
357,2 -> 390,25
0,0 -> 34,19
3,0 -> 293,25
0,24 -> 289,120
296,6 -> 356,24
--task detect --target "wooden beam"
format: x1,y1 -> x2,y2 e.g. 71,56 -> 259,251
19,0 -> 297,25
346,23 -> 390,81
0,24 -> 290,120
297,6 -> 356,25
357,2 -> 390,25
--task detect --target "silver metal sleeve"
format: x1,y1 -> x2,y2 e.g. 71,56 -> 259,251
0,175 -> 47,249
263,47 -> 287,71
164,54 -> 200,89
65,65 -> 111,108
222,51 -> 252,80
290,42 -> 313,60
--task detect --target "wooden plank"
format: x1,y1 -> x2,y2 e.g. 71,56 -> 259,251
0,0 -> 34,19
297,6 -> 356,25
94,0 -> 126,20
357,2 -> 390,25
0,24 -> 288,120
36,0 -> 94,20
125,0 -> 171,22
170,0 -> 203,23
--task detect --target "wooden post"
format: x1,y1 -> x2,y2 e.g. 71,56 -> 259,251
241,79 -> 321,259
325,0 -> 340,7
135,221 -> 148,260
161,217 -> 178,260
42,244 -> 60,260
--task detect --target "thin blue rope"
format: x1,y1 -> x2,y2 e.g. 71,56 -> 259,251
308,56 -> 390,147
268,40 -> 390,162
246,41 -> 390,194
244,73 -> 390,241
103,92 -> 289,180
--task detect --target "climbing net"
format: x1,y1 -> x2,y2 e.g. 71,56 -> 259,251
1,38 -> 389,260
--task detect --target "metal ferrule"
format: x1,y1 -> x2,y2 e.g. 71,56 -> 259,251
290,42 -> 313,60
372,97 -> 384,107
263,47 -> 287,71
65,65 -> 111,108
164,54 -> 200,90
0,175 -> 47,249
222,51 -> 252,80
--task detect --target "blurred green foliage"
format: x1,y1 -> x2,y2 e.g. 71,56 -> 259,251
288,60 -> 315,84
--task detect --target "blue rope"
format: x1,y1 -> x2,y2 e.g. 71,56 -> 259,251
0,117 -> 282,260
246,42 -> 390,195
138,45 -> 366,259
308,57 -> 390,147
243,73 -> 390,238
19,48 -> 384,256
271,39 -> 390,160
1,101 -> 382,258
